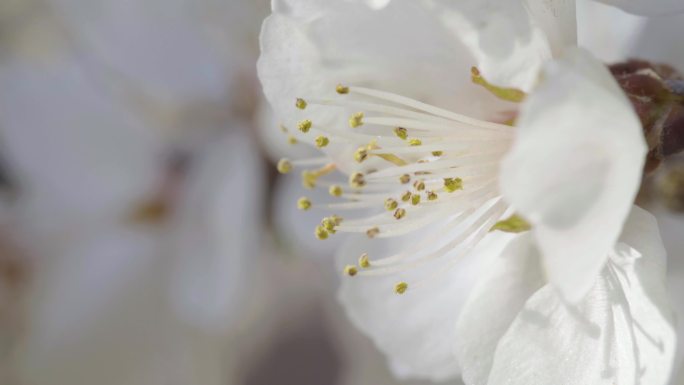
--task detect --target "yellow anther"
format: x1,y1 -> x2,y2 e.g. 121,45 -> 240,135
331,215 -> 344,226
413,180 -> 425,191
329,185 -> 343,197
354,147 -> 369,163
302,171 -> 317,189
394,208 -> 406,220
315,136 -> 330,148
302,164 -> 337,189
399,174 -> 411,184
297,197 -> 312,211
298,119 -> 312,133
401,191 -> 412,202
344,265 -> 358,277
408,138 -> 422,146
315,225 -> 329,240
277,158 -> 293,174
444,177 -> 463,193
394,282 -> 408,294
471,67 -> 526,103
394,127 -> 408,140
322,217 -> 338,233
336,84 -> 350,94
366,227 -> 380,238
490,214 -> 532,233
295,98 -> 308,110
411,194 -> 421,206
358,253 -> 371,268
432,151 -> 443,157
349,172 -> 366,188
349,112 -> 364,128
385,198 -> 398,211
287,135 -> 298,145
427,191 -> 438,201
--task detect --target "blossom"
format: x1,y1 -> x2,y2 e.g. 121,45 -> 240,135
259,0 -> 676,382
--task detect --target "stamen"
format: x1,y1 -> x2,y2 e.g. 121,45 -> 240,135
315,226 -> 329,240
490,214 -> 531,233
297,197 -> 312,211
408,138 -> 422,146
394,282 -> 408,294
277,158 -> 293,174
315,136 -> 330,148
366,227 -> 380,238
295,98 -> 308,110
401,191 -> 412,202
444,178 -> 463,192
329,185 -> 343,197
344,265 -> 358,277
298,119 -> 312,133
302,164 -> 336,189
413,180 -> 425,191
349,112 -> 364,128
287,135 -> 298,145
385,198 -> 398,211
359,253 -> 371,268
349,172 -> 366,188
394,208 -> 406,219
394,127 -> 408,140
336,84 -> 350,94
471,67 -> 526,103
427,191 -> 438,201
432,151 -> 443,157
411,194 -> 421,206
399,174 -> 411,184
354,147 -> 369,163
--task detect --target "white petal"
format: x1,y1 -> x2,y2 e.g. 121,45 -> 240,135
484,206 -> 676,385
15,226 -> 224,385
631,13 -> 684,72
593,0 -> 684,16
169,126 -> 264,335
0,56 -> 162,225
47,0 -> 231,103
258,0 -> 499,132
577,0 -> 647,63
501,48 -> 647,302
436,0 -> 577,91
336,231 -> 515,381
455,233 -> 545,385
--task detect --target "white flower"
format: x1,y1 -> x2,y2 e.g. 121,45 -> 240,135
258,0 -> 674,382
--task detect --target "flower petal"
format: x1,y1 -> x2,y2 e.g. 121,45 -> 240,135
169,127 -> 264,335
436,0 -> 577,91
336,231 -> 515,381
455,233 -> 545,385
500,47 -> 647,302
258,0 -> 501,133
483,206 -> 676,385
593,0 -> 684,16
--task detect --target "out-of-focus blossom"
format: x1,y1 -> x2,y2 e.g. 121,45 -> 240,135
0,0 -> 269,384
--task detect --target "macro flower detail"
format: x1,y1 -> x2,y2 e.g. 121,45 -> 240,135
258,0 -> 675,383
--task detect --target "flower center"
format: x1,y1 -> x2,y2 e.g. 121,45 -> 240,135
277,71 -> 528,293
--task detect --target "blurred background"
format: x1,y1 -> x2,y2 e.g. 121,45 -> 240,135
0,1 -> 681,385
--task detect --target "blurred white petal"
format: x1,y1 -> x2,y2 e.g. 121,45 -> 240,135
169,126 -> 264,335
501,48 -> 646,302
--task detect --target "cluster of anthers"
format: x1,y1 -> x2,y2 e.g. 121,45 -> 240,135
277,69 -> 530,294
